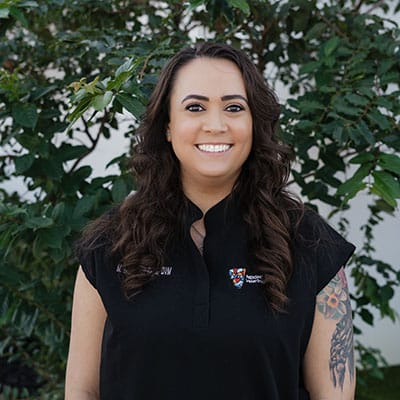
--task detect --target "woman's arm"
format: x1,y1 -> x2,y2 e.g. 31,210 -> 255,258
65,267 -> 107,400
303,267 -> 355,400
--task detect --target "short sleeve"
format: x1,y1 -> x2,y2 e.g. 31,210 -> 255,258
77,247 -> 98,289
74,205 -> 119,290
297,210 -> 356,294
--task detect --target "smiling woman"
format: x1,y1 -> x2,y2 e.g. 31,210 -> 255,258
167,57 -> 253,208
65,43 -> 356,400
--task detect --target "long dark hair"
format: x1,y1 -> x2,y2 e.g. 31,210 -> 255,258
79,42 -> 304,312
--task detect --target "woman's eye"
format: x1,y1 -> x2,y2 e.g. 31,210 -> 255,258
186,104 -> 204,112
225,104 -> 244,112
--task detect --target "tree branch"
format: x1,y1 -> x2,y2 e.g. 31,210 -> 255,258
139,52 -> 153,81
366,0 -> 386,14
354,0 -> 365,12
316,11 -> 347,38
81,117 -> 96,144
287,170 -> 316,186
68,114 -> 108,173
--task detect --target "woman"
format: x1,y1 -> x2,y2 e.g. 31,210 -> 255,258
65,43 -> 356,400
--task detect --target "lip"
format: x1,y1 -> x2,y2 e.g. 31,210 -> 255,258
195,143 -> 233,145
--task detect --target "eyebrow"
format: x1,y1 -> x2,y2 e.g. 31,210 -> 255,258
181,94 -> 248,104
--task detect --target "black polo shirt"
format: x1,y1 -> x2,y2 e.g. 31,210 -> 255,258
79,195 -> 355,400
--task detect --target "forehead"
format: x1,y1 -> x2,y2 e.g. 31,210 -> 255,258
170,57 -> 247,98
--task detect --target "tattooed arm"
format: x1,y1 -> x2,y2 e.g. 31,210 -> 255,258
303,267 -> 355,400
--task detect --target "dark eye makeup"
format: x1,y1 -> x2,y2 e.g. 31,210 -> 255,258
185,103 -> 245,113
185,103 -> 205,112
225,104 -> 245,112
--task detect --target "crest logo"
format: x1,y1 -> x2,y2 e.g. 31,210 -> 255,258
229,267 -> 246,289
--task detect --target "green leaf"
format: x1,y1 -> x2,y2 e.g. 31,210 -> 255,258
372,171 -> 400,207
12,103 -> 38,128
14,153 -> 35,174
73,165 -> 92,181
371,182 -> 396,207
344,93 -> 369,107
377,59 -> 396,77
115,58 -> 134,78
25,216 -> 54,229
30,85 -> 58,101
357,87 -> 375,99
0,8 -> 10,18
349,153 -> 374,164
57,144 -> 88,162
360,308 -> 374,325
299,61 -> 321,75
91,91 -> 113,111
115,93 -> 145,119
380,285 -> 394,302
323,36 -> 340,57
227,0 -> 250,15
51,202 -> 65,220
356,120 -> 375,145
305,22 -> 326,40
187,0 -> 206,10
37,226 -> 69,249
9,6 -> 28,28
337,164 -> 370,196
380,71 -> 400,86
20,1 -> 39,6
378,154 -> 400,175
367,110 -> 391,130
297,100 -> 325,113
334,100 -> 361,117
67,95 -> 92,125
112,178 -> 128,202
332,126 -> 344,143
73,196 -> 95,218
44,158 -> 64,180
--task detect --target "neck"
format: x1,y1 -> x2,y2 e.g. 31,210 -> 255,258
183,181 -> 234,214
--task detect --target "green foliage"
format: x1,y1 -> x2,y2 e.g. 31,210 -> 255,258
357,365 -> 400,400
1,0 -> 399,397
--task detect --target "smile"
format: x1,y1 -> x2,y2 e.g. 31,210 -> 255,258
196,144 -> 232,153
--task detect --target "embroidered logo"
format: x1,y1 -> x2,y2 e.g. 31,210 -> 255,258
228,267 -> 264,288
246,274 -> 263,284
160,266 -> 172,276
115,264 -> 172,276
116,263 -> 125,274
229,267 -> 246,289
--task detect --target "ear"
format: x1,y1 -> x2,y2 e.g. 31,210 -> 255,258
166,126 -> 171,142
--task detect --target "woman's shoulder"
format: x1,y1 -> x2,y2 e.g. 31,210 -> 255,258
75,204 -> 120,256
293,208 -> 355,293
74,204 -> 121,288
292,207 -> 355,266
295,208 -> 336,243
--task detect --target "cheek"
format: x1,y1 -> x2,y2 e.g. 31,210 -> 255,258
170,118 -> 199,139
236,120 -> 253,146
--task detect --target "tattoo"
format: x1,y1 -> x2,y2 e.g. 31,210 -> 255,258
317,268 -> 354,390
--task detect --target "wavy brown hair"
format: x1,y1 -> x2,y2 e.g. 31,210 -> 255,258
79,42 -> 304,312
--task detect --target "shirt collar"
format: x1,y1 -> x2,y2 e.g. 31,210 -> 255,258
184,192 -> 240,232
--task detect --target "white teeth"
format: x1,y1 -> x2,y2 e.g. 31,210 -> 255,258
197,144 -> 231,153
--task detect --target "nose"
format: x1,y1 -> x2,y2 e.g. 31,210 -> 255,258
202,110 -> 227,133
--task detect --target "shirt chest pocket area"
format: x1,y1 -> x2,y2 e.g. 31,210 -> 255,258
109,270 -> 193,333
228,286 -> 314,349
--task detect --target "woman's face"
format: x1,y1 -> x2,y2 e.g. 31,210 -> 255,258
168,57 -> 253,192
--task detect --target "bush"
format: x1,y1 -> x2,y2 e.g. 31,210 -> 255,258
1,0 -> 399,397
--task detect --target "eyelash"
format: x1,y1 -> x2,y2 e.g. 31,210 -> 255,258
185,103 -> 245,113
185,103 -> 205,112
225,104 -> 245,112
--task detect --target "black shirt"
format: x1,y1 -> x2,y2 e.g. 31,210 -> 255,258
79,196 -> 355,400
